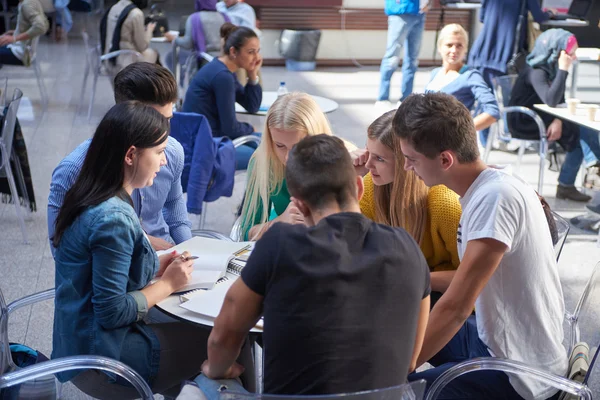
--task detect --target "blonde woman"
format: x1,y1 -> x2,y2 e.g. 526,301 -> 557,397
427,24 -> 498,132
240,92 -> 349,240
357,110 -> 462,295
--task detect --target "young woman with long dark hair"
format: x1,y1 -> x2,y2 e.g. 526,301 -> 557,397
51,101 -> 219,399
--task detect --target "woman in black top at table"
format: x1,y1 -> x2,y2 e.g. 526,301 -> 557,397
508,29 -> 600,202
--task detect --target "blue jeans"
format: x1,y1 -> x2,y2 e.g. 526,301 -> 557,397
559,127 -> 600,186
235,133 -> 261,171
378,13 -> 425,102
193,374 -> 248,400
0,46 -> 23,66
408,316 -> 524,399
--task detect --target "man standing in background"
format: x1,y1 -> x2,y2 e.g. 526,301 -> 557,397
376,0 -> 428,109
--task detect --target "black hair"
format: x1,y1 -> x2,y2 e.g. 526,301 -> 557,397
52,101 -> 169,247
220,22 -> 258,56
132,0 -> 148,9
393,92 -> 480,163
285,134 -> 357,210
113,62 -> 178,106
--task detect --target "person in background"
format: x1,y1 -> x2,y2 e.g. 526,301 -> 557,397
376,0 -> 427,109
427,24 -> 499,132
0,0 -> 48,66
468,0 -> 554,147
182,22 -> 262,170
165,0 -> 230,73
196,134 -> 430,396
508,29 -> 600,202
239,92 -> 356,241
48,63 -> 192,254
397,93 -> 566,399
101,0 -> 158,72
216,0 -> 256,31
354,110 -> 461,303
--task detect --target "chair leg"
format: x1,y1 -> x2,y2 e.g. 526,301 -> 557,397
11,147 -> 30,212
33,60 -> 48,109
2,148 -> 29,243
79,61 -> 90,113
483,123 -> 496,163
515,141 -> 526,174
87,71 -> 99,121
199,202 -> 208,230
253,341 -> 264,394
538,142 -> 547,194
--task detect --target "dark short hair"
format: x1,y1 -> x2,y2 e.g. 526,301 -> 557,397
393,93 -> 479,163
286,134 -> 357,210
220,22 -> 258,55
114,62 -> 178,106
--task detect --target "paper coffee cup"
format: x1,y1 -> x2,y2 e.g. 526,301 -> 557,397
587,105 -> 599,122
567,98 -> 581,115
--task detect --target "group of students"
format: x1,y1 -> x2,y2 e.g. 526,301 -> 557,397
46,58 -> 567,400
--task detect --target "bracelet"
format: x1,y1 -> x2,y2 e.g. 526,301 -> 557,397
248,76 -> 260,86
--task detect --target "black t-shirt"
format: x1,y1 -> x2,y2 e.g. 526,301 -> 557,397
241,212 -> 430,395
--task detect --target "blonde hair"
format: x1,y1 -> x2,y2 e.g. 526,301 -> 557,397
240,92 -> 333,239
437,23 -> 469,50
368,111 -> 429,245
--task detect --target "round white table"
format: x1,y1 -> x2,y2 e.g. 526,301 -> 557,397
235,91 -> 339,116
156,292 -> 262,333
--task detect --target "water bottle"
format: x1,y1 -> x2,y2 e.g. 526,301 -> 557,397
277,82 -> 288,97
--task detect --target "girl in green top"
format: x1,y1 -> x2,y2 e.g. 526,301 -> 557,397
240,92 -> 337,240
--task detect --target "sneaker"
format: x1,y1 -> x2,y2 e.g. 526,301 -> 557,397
556,185 -> 592,202
374,100 -> 394,112
584,163 -> 600,190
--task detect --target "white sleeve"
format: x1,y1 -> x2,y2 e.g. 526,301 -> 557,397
464,185 -> 522,251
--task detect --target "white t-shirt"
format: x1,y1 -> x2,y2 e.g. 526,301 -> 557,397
458,168 -> 567,400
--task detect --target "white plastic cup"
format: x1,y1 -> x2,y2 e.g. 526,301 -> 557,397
587,105 -> 599,122
567,98 -> 581,115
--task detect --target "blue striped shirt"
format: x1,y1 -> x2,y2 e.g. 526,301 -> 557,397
48,137 -> 192,256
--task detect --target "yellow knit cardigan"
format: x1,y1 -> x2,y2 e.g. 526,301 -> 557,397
360,173 -> 462,272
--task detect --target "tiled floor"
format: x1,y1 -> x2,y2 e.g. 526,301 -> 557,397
1,13 -> 600,398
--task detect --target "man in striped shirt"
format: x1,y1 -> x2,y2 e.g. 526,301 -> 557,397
48,62 -> 192,256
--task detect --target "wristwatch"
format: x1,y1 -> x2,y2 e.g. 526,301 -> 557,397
249,76 -> 260,85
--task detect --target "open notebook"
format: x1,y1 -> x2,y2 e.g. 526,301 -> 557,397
179,255 -> 264,330
155,237 -> 253,292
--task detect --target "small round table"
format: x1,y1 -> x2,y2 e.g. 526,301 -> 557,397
235,91 -> 339,116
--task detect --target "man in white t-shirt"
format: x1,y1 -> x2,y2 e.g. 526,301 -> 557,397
397,92 -> 567,400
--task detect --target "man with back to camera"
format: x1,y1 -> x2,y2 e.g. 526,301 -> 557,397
396,93 -> 566,400
48,62 -> 192,256
192,134 -> 431,396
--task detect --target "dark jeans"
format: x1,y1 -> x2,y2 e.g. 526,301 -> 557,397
0,46 -> 23,66
408,316 -> 525,400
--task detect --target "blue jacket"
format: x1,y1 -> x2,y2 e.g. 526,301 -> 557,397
170,112 -> 236,214
385,0 -> 420,15
468,0 -> 551,73
52,196 -> 159,383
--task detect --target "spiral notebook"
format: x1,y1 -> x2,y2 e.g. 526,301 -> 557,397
154,237 -> 253,292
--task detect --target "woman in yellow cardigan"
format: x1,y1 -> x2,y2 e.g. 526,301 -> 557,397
356,110 -> 462,297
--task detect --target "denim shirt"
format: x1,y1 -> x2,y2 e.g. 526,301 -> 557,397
52,196 -> 160,383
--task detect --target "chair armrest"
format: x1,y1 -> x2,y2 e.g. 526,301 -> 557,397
233,135 -> 261,148
100,50 -> 142,61
198,52 -> 214,62
425,357 -> 592,400
191,229 -> 233,241
0,355 -> 154,400
502,106 -> 548,143
7,288 -> 54,316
